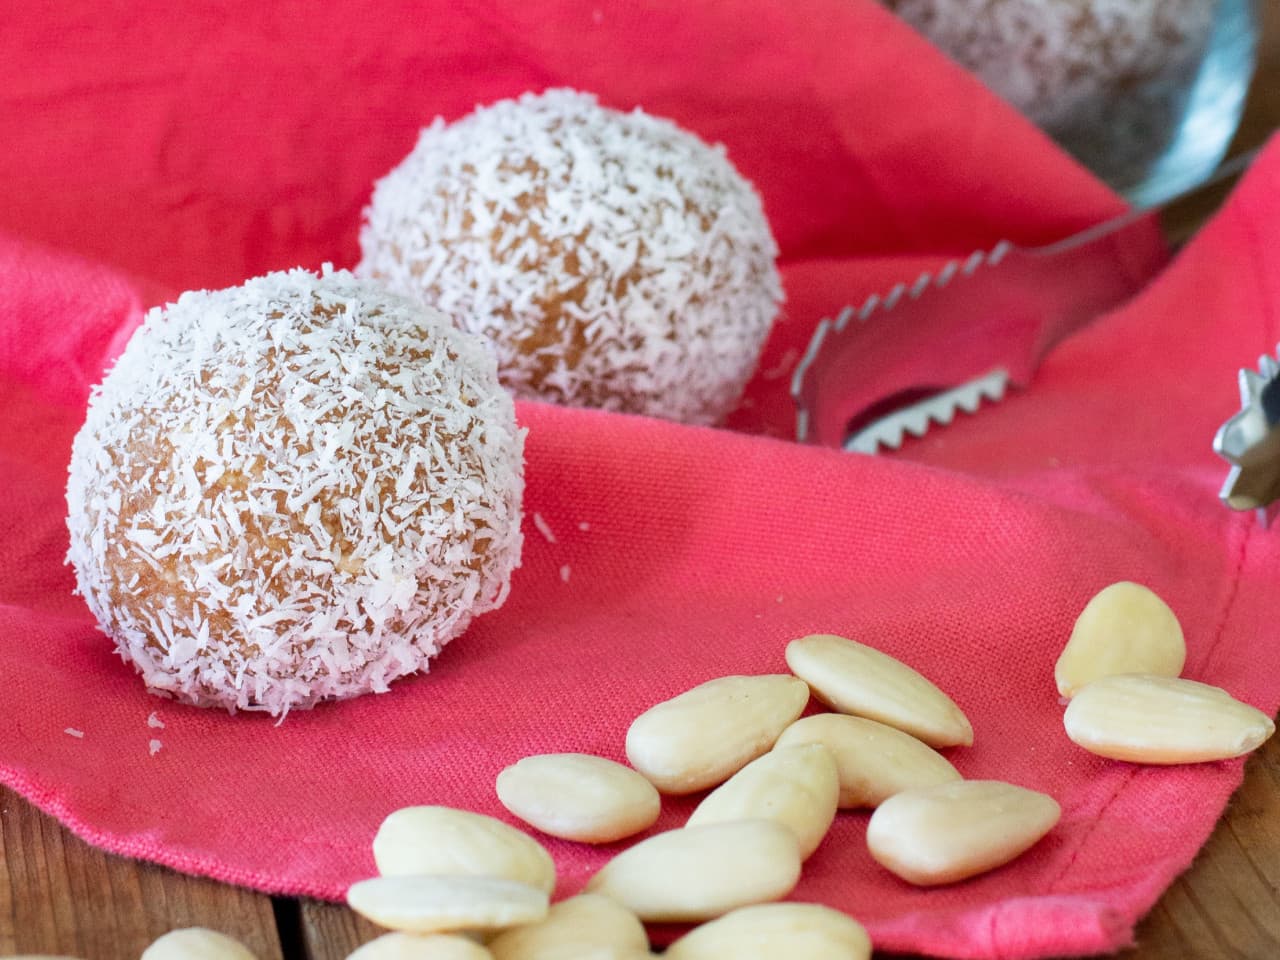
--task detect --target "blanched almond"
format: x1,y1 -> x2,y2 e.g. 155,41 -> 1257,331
785,634 -> 972,748
585,819 -> 801,922
487,893 -> 649,960
866,780 -> 1060,886
625,675 -> 810,794
496,754 -> 660,844
141,929 -> 257,960
492,951 -> 649,960
664,903 -> 871,960
1055,582 -> 1186,698
775,713 -> 961,808
373,806 -> 556,894
1063,674 -> 1275,763
491,951 -> 648,960
346,933 -> 495,959
685,744 -> 838,859
347,875 -> 549,935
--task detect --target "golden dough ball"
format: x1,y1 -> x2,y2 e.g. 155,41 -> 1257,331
66,267 -> 525,715
358,88 -> 784,425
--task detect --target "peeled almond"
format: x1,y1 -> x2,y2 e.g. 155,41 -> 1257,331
491,951 -> 647,960
373,806 -> 556,894
346,933 -> 495,959
347,875 -> 549,935
866,780 -> 1060,886
1055,582 -> 1186,698
685,744 -> 839,859
774,713 -> 961,808
487,893 -> 649,960
585,819 -> 801,922
141,929 -> 257,960
496,754 -> 661,843
1064,674 -> 1275,763
625,675 -> 810,794
785,634 -> 972,748
664,903 -> 871,960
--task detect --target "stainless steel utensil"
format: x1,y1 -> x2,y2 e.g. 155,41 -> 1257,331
1214,347 -> 1280,523
792,148 -> 1259,453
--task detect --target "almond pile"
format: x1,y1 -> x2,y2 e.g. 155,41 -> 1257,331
1056,581 -> 1274,764
106,582 -> 1276,958
335,631 -> 1037,958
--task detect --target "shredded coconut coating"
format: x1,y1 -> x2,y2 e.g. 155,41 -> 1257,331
884,0 -> 1216,184
358,88 -> 783,425
66,267 -> 526,716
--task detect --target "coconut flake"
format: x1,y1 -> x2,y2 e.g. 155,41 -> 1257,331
559,564 -> 571,583
761,348 -> 799,382
64,728 -> 85,739
533,512 -> 557,545
149,739 -> 163,756
147,712 -> 165,729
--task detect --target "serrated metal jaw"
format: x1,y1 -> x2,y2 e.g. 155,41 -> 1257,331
790,242 -> 1018,449
844,369 -> 1010,454
1214,346 -> 1280,524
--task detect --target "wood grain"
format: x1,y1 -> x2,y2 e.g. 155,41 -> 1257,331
1239,0 -> 1280,152
0,786 -> 283,960
1124,732 -> 1280,959
296,899 -> 386,959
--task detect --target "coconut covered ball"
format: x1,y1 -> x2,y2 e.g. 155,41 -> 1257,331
66,267 -> 525,715
358,88 -> 783,426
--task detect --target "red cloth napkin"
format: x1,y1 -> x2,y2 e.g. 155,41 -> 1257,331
3,1 -> 1278,957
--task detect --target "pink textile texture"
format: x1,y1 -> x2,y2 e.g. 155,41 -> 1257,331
2,1 -> 1278,956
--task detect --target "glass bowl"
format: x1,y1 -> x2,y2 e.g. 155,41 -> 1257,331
885,0 -> 1260,205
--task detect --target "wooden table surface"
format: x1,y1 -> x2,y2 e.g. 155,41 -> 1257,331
4,10 -> 1280,959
